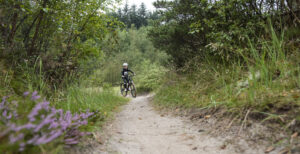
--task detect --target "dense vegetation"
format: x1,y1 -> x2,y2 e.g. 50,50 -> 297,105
96,26 -> 169,92
150,0 -> 300,132
111,2 -> 160,29
0,0 -> 121,91
1,0 -> 300,153
150,0 -> 299,66
0,0 -> 128,153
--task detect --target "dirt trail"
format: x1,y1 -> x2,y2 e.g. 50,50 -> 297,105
94,95 -> 267,154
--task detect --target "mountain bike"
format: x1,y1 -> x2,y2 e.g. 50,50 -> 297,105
120,74 -> 137,98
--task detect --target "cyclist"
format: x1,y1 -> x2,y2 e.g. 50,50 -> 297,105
121,63 -> 135,91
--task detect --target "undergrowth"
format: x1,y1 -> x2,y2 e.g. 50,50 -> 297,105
0,67 -> 129,153
155,26 -> 300,131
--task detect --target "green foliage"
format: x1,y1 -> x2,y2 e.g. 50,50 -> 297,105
111,2 -> 160,29
55,86 -> 128,120
149,0 -> 300,67
136,60 -> 167,92
98,26 -> 169,88
0,1 -> 131,152
0,0 -> 120,90
155,27 -> 300,129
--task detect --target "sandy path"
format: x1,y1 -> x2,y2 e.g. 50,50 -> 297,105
96,95 -> 265,154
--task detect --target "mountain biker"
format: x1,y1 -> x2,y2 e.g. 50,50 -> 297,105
121,63 -> 135,91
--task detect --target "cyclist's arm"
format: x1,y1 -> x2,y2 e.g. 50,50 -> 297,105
128,69 -> 135,75
121,70 -> 124,78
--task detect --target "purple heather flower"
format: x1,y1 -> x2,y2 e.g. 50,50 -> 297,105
64,137 -> 79,145
28,103 -> 43,122
6,112 -> 12,120
11,123 -> 36,131
43,130 -> 63,144
1,96 -> 7,103
79,132 -> 91,136
13,110 -> 18,117
2,110 -> 7,117
31,91 -> 41,101
19,142 -> 25,151
31,95 -> 41,101
72,114 -> 80,121
34,134 -> 48,145
32,91 -> 38,97
9,133 -> 24,144
23,91 -> 30,97
34,113 -> 55,132
2,91 -> 98,150
11,101 -> 18,107
49,121 -> 59,129
65,139 -> 79,145
81,120 -> 88,125
27,135 -> 39,144
41,101 -> 50,111
0,102 -> 4,110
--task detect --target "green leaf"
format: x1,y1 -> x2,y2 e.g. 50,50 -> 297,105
42,8 -> 48,13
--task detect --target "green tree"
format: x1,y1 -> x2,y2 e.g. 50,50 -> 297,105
138,3 -> 148,27
0,0 -> 120,89
149,0 -> 299,67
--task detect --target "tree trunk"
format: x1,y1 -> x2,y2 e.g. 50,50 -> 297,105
23,14 -> 39,48
29,0 -> 48,55
7,13 -> 18,44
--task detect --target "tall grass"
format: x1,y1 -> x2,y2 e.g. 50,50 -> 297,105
155,24 -> 300,125
54,85 -> 129,130
0,59 -> 129,153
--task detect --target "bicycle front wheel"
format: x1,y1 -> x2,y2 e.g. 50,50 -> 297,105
120,83 -> 127,97
130,83 -> 137,98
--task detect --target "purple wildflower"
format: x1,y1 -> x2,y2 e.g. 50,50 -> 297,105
11,101 -> 18,107
64,138 -> 79,145
49,121 -> 59,129
28,103 -> 43,122
11,123 -> 36,131
31,95 -> 41,101
41,101 -> 50,111
19,142 -> 25,151
9,133 -> 24,144
32,91 -> 38,97
43,130 -> 63,144
27,135 -> 39,144
34,113 -> 55,132
0,97 -> 6,110
81,120 -> 88,125
23,91 -> 30,97
34,134 -> 48,145
31,91 -> 41,101
3,91 -> 97,151
2,110 -> 7,117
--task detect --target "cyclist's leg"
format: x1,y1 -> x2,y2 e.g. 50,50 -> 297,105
123,78 -> 128,90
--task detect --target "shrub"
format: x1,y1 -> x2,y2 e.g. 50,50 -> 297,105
0,91 -> 95,153
136,60 -> 167,92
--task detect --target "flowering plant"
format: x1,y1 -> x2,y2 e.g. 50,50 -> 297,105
0,91 -> 95,152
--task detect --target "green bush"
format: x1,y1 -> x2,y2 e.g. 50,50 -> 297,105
136,60 -> 167,92
154,26 -> 300,127
98,26 -> 169,89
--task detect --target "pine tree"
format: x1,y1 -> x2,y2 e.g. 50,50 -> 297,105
129,4 -> 140,28
138,3 -> 147,18
138,3 -> 148,26
123,2 -> 130,27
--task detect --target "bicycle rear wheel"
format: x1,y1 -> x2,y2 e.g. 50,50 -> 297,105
130,83 -> 137,98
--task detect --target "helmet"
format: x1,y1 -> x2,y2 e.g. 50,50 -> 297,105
123,63 -> 128,67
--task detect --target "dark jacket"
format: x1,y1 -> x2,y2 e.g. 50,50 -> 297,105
121,68 -> 134,77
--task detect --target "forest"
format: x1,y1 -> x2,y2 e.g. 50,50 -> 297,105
0,0 -> 299,153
